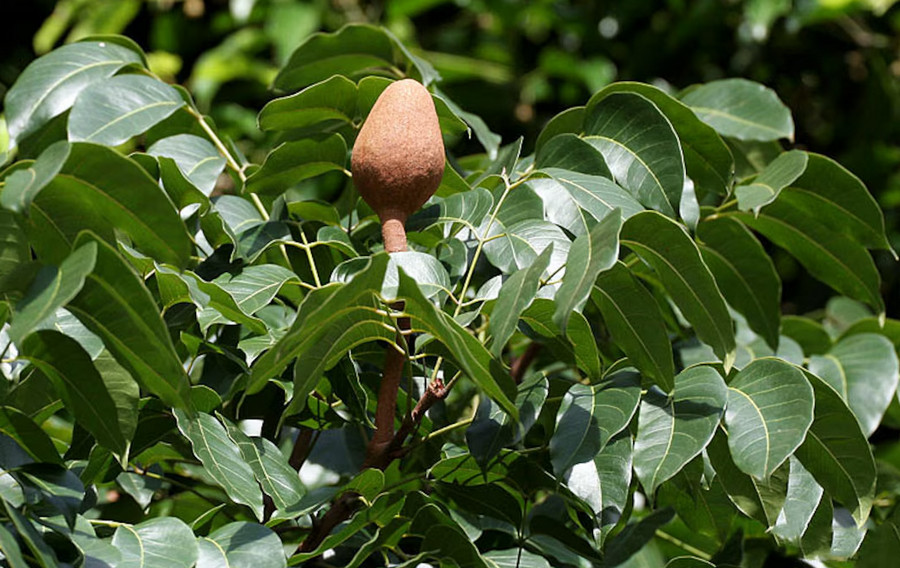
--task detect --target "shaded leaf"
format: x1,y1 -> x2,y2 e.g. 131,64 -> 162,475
466,373 -> 549,467
593,262 -> 675,392
795,370 -> 876,525
9,242 -> 96,344
245,136 -> 347,196
488,247 -> 552,355
550,370 -> 641,475
174,410 -> 264,519
553,208 -> 621,333
258,75 -> 357,132
15,142 -> 194,267
735,198 -> 883,313
20,330 -> 129,458
67,234 -> 193,411
622,211 -> 735,362
697,216 -> 780,350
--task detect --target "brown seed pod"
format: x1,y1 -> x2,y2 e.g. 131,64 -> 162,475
351,79 -> 445,253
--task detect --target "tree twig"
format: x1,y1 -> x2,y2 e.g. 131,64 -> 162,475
510,342 -> 541,384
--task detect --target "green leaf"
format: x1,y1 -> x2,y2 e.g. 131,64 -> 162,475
697,216 -> 781,350
593,262 -> 675,393
67,234 -> 193,411
856,507 -> 900,568
466,374 -> 548,466
221,417 -> 305,513
785,153 -> 893,252
553,208 -> 622,333
249,255 -> 390,394
397,268 -> 518,418
680,78 -> 794,142
657,458 -> 735,543
111,517 -> 199,568
197,522 -> 287,568
534,106 -> 584,153
795,370 -> 875,525
0,499 -> 59,567
483,219 -> 570,279
258,75 -> 357,132
147,134 -> 226,195
0,523 -> 28,568
483,549 -> 551,568
383,251 -> 451,300
408,187 -> 494,232
526,170 -> 643,237
0,407 -> 61,464
430,450 -> 519,486
808,333 -> 899,436
734,197 -> 883,313
724,358 -> 814,479
706,429 -> 773,525
15,142 -> 194,267
20,330 -> 130,458
782,316 -> 832,356
603,508 -> 675,567
564,430 -> 633,545
584,92 -> 685,216
434,87 -> 501,158
633,366 -> 727,495
488,248 -> 552,356
591,82 -> 734,197
174,410 -> 264,519
0,141 -> 70,213
520,299 -> 601,380
197,264 -> 299,329
535,133 -> 611,178
4,40 -> 144,149
422,524 -> 489,568
245,136 -> 347,196
67,75 -> 185,146
622,211 -> 735,362
734,150 -> 808,212
0,210 -> 30,286
549,370 -> 641,476
666,558 -> 715,568
772,457 -> 824,543
9,242 -> 96,344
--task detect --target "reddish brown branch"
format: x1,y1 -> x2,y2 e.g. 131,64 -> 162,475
296,491 -> 363,554
289,428 -> 314,471
296,323 -> 453,555
510,342 -> 541,384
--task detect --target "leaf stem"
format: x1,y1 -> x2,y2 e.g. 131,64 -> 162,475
654,529 -> 712,560
299,231 -> 322,287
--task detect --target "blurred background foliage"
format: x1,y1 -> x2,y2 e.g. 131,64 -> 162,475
2,0 -> 899,316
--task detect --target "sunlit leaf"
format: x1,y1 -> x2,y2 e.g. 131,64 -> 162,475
633,366 -> 727,495
724,359 -> 814,479
680,78 -> 794,142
